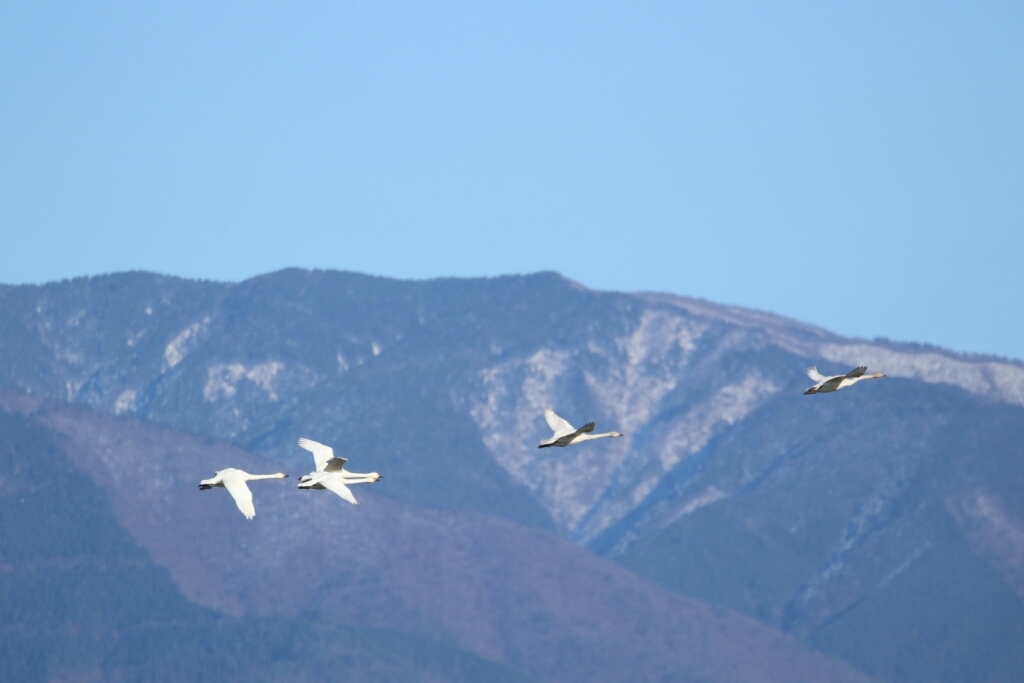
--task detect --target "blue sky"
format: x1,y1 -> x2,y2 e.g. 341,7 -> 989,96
2,1 -> 1022,360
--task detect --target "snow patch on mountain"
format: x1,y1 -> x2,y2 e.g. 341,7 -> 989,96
472,349 -> 599,529
471,312 -> 778,542
164,317 -> 210,368
204,362 -> 284,401
585,310 -> 706,432
577,374 -> 778,545
114,389 -> 137,415
659,375 -> 779,472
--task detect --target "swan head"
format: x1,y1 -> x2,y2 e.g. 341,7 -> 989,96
871,372 -> 886,378
368,472 -> 383,482
609,432 -> 623,438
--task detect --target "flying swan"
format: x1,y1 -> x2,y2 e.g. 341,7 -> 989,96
538,408 -> 623,448
198,468 -> 288,519
804,366 -> 886,395
296,437 -> 382,505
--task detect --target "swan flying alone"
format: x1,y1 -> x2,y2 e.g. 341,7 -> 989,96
538,408 -> 622,448
296,437 -> 382,504
198,468 -> 288,519
804,366 -> 886,395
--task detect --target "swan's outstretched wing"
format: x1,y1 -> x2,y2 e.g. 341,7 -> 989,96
222,478 -> 256,519
298,437 -> 335,472
539,420 -> 600,447
323,457 -> 348,473
320,475 -> 359,505
806,366 -> 827,382
544,408 -> 576,437
845,366 -> 868,378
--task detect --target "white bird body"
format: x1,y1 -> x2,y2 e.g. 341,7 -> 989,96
538,408 -> 622,448
804,366 -> 886,395
198,468 -> 288,519
296,438 -> 381,504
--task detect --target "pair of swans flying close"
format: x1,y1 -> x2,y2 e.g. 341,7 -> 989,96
539,408 -> 622,448
804,366 -> 885,395
198,438 -> 381,518
198,468 -> 288,520
296,437 -> 382,505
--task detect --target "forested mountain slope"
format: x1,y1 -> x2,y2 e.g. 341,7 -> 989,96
2,269 -> 1023,681
0,389 -> 867,683
0,398 -> 536,683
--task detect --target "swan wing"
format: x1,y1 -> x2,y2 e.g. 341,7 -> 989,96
298,437 -> 335,472
222,477 -> 256,519
323,457 -> 348,473
560,422 -> 597,444
806,366 -> 827,382
845,366 -> 868,378
544,408 -> 576,437
320,475 -> 359,505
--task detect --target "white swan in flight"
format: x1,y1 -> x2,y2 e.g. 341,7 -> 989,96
198,468 -> 288,519
804,366 -> 886,395
296,437 -> 382,505
538,408 -> 623,448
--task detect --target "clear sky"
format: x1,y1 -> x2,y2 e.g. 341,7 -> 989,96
2,1 -> 1022,360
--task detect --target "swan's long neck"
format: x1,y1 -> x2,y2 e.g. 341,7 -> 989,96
340,475 -> 379,484
573,432 -> 619,442
245,472 -> 288,481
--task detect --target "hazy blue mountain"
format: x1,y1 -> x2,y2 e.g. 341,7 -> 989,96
0,390 -> 867,683
1,269 -> 1023,681
617,381 -> 1024,682
0,401 -> 537,683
